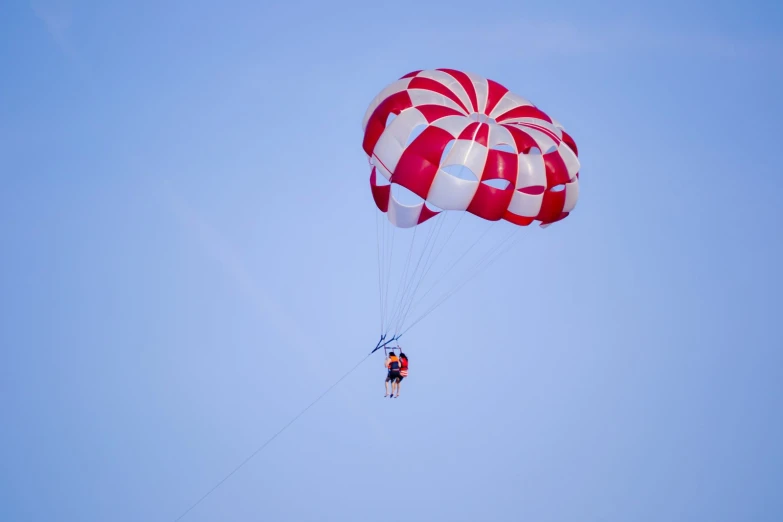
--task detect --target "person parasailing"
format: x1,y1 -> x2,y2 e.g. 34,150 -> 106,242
396,351 -> 408,397
384,350 -> 402,398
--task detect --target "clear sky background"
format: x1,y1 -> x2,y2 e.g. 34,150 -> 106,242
1,1 -> 782,521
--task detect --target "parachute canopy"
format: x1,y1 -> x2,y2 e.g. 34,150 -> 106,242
362,69 -> 580,229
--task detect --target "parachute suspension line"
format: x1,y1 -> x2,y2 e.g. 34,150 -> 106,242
382,212 -> 393,332
383,223 -> 420,337
378,210 -> 390,333
394,210 -> 469,332
382,223 -> 395,332
172,351 -> 372,522
376,207 -> 400,338
386,211 -> 448,338
418,210 -> 466,286
401,230 -> 518,337
390,211 -> 450,335
406,219 -> 497,319
401,226 -> 522,337
387,208 -> 444,333
375,209 -> 385,334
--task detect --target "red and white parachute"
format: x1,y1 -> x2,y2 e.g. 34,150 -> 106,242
363,68 -> 580,229
363,69 -> 581,348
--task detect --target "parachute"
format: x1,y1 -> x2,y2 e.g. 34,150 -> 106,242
363,69 -> 581,352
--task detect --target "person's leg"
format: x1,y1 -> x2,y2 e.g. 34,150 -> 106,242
395,377 -> 402,397
385,376 -> 390,396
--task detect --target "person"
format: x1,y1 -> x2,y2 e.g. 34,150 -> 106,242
396,352 -> 409,397
384,351 -> 401,398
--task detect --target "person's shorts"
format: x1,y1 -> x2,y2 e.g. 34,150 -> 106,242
386,371 -> 400,382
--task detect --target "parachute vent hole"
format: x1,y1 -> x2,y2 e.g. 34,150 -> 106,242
441,164 -> 479,182
491,143 -> 516,154
374,170 -> 391,187
425,201 -> 444,213
406,124 -> 428,146
482,179 -> 512,190
550,184 -> 566,192
439,140 -> 456,165
386,113 -> 397,127
391,183 -> 425,207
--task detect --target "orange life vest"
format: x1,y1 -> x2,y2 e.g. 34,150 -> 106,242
387,354 -> 400,371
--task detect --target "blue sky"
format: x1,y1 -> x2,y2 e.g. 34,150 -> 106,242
1,1 -> 782,521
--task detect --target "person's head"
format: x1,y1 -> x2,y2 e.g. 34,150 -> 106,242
399,352 -> 407,360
